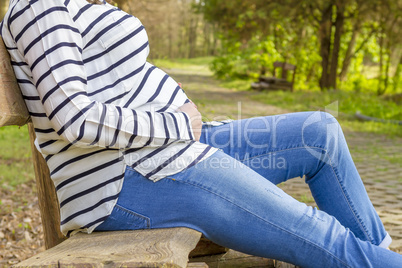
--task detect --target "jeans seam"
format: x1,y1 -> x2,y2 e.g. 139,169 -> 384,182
114,204 -> 151,228
238,145 -> 326,162
324,150 -> 373,243
173,178 -> 351,268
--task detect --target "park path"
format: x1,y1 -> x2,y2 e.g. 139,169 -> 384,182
166,66 -> 402,253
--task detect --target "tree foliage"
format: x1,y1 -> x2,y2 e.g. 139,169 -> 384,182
1,0 -> 401,93
200,0 -> 402,93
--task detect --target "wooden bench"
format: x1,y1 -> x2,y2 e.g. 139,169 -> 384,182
252,62 -> 297,92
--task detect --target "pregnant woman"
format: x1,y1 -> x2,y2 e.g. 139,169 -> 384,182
1,0 -> 401,266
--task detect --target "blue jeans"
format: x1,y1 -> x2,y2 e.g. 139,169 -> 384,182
96,111 -> 402,267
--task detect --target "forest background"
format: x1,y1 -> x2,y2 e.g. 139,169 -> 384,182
1,0 -> 401,130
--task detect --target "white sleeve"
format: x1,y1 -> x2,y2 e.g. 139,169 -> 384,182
9,0 -> 194,149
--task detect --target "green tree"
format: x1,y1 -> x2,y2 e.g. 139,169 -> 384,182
375,0 -> 402,95
200,0 -> 402,92
295,0 -> 380,90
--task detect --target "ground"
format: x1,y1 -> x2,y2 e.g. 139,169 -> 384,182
0,64 -> 401,266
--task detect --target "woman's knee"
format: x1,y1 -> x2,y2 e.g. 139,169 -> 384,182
301,111 -> 342,149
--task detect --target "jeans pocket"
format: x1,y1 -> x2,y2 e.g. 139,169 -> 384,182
95,204 -> 151,231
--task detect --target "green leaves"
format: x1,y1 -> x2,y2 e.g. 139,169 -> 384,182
200,0 -> 402,93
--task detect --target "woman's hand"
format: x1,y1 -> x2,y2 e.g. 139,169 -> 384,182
176,102 -> 202,141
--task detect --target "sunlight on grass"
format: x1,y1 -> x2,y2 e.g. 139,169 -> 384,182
246,89 -> 401,137
298,194 -> 315,204
0,125 -> 31,159
219,79 -> 254,92
340,120 -> 402,138
249,90 -> 401,120
150,57 -> 214,75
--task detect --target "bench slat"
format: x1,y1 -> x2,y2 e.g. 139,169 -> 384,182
14,228 -> 202,268
28,123 -> 67,249
0,39 -> 30,127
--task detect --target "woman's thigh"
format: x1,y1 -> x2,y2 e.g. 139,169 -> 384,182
199,111 -> 344,185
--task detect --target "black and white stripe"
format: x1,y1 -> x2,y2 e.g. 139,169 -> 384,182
1,0 -> 217,236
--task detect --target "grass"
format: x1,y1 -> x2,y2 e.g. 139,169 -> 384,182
250,89 -> 401,119
376,167 -> 389,172
0,125 -> 34,189
340,120 -> 401,138
245,88 -> 402,137
150,57 -> 214,75
384,155 -> 402,167
220,79 -> 254,92
0,125 -> 31,159
299,194 -> 315,204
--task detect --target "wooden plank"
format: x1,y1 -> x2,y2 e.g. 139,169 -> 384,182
0,38 -> 30,127
189,250 -> 275,268
14,228 -> 202,268
28,123 -> 67,249
259,76 -> 288,83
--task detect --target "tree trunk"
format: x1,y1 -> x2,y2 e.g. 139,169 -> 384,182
187,0 -> 199,59
339,23 -> 360,81
393,54 -> 402,92
329,1 -> 345,89
202,23 -> 209,57
377,28 -> 385,95
210,23 -> 218,56
381,40 -> 392,95
188,17 -> 198,58
381,14 -> 400,95
167,12 -> 173,58
318,2 -> 334,90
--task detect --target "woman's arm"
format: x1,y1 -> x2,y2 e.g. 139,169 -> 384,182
8,0 -> 195,148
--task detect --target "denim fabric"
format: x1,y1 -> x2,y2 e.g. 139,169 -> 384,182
96,111 -> 402,267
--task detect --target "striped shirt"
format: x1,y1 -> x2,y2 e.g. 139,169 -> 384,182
1,0 -> 217,236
